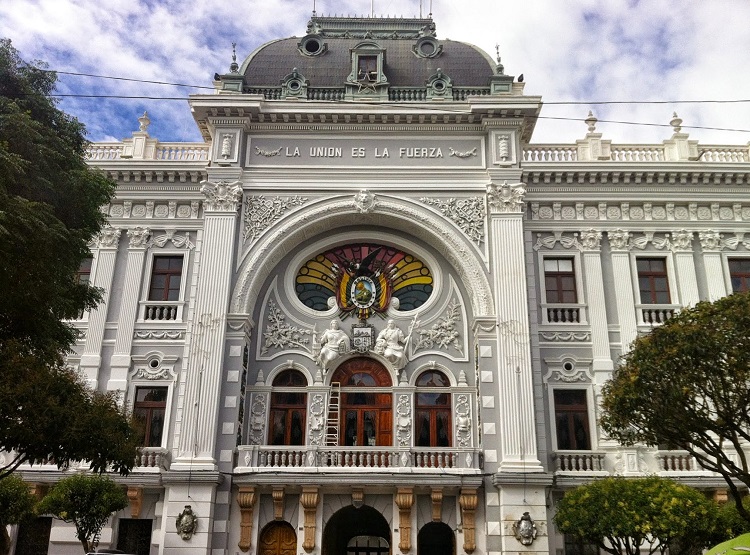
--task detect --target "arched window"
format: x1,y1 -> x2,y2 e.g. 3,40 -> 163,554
418,522 -> 454,555
269,370 -> 307,446
331,358 -> 392,447
415,370 -> 451,447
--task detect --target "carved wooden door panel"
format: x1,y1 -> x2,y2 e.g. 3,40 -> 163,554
259,521 -> 297,555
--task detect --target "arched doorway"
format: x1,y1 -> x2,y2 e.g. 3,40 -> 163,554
331,358 -> 392,446
417,522 -> 454,555
322,505 -> 391,555
259,521 -> 297,555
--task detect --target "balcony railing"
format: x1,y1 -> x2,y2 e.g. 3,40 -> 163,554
140,301 -> 183,322
236,445 -> 481,472
637,304 -> 679,326
553,451 -> 607,473
542,303 -> 586,324
134,447 -> 170,471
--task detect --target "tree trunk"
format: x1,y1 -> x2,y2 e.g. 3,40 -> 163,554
0,526 -> 11,555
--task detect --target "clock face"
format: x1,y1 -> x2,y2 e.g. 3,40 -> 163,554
350,276 -> 376,309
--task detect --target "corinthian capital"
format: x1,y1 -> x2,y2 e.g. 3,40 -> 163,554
486,180 -> 526,214
96,226 -> 121,249
200,180 -> 243,212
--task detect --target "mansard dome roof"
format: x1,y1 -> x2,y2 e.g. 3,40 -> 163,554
239,16 -> 498,89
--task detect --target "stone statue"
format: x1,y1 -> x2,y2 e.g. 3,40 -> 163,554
316,320 -> 350,371
176,505 -> 198,540
375,320 -> 407,370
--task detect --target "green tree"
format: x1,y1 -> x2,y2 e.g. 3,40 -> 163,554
0,474 -> 37,555
38,474 -> 128,554
0,39 -> 138,478
554,476 -> 722,555
600,292 -> 750,522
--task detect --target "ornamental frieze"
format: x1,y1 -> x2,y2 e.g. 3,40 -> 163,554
531,202 -> 750,222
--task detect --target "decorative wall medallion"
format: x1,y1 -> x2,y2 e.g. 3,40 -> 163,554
261,300 -> 312,355
154,204 -> 169,218
296,243 -> 433,320
243,195 -> 308,243
455,394 -> 471,447
176,505 -> 198,540
353,190 -> 376,213
512,512 -> 537,546
419,196 -> 485,245
414,299 -> 463,355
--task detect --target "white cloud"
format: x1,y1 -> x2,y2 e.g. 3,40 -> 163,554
1,0 -> 748,145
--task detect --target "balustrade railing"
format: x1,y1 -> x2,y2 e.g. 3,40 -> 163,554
237,445 -> 479,472
655,450 -> 696,472
638,304 -> 679,325
542,303 -> 585,324
523,146 -> 578,162
553,451 -> 607,473
86,143 -> 208,161
141,301 -> 182,322
134,447 -> 171,471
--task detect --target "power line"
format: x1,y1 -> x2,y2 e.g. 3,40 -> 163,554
39,68 -> 214,90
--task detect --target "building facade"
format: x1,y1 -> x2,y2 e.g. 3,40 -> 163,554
10,14 -> 750,555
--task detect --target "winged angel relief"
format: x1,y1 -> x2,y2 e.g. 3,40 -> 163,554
295,243 -> 434,321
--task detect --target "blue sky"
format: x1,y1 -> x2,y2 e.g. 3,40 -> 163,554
2,0 -> 749,146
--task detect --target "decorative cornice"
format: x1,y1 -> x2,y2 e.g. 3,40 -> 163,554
200,180 -> 243,212
487,181 -> 525,214
530,201 -> 750,223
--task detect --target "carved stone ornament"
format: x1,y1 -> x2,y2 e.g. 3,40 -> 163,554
671,229 -> 694,251
96,226 -> 121,249
353,190 -> 377,213
308,394 -> 325,445
455,394 -> 471,447
127,226 -> 150,248
415,299 -> 463,355
200,180 -> 243,212
150,230 -> 194,249
396,394 -> 412,446
577,229 -> 602,251
221,134 -> 233,159
699,230 -> 723,251
608,229 -> 631,251
244,195 -> 308,243
176,505 -> 198,540
420,197 -> 485,245
512,512 -> 537,546
261,300 -> 312,355
487,181 -> 525,214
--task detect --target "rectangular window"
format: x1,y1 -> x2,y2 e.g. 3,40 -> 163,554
357,55 -> 378,80
637,257 -> 670,304
544,258 -> 577,303
75,257 -> 93,285
148,256 -> 183,301
133,386 -> 168,447
554,390 -> 591,450
729,258 -> 750,293
117,518 -> 153,555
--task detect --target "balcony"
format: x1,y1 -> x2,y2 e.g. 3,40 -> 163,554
541,303 -> 587,324
235,445 -> 481,474
553,451 -> 607,474
134,447 -> 171,472
637,304 -> 679,326
140,301 -> 183,322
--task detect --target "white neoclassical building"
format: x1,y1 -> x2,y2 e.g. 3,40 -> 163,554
10,13 -> 750,555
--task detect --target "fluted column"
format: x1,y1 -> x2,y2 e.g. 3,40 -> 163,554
578,230 -> 613,372
174,180 -> 242,469
671,230 -> 699,307
80,227 -> 121,388
608,230 -> 638,352
700,230 -> 728,301
486,181 -> 541,471
108,227 -> 150,391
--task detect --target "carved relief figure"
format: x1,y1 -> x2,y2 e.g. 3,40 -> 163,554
375,320 -> 407,370
316,320 -> 350,371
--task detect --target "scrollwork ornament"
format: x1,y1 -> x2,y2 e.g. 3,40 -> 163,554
607,229 -> 631,251
455,394 -> 471,447
396,394 -> 412,446
486,181 -> 526,214
200,180 -> 243,212
96,226 -> 121,249
244,195 -> 308,243
699,230 -> 723,251
419,197 -> 485,245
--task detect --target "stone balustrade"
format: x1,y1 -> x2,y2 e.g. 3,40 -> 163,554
637,304 -> 679,326
542,303 -> 585,324
552,451 -> 607,473
524,144 -> 749,164
134,447 -> 171,471
86,142 -> 209,162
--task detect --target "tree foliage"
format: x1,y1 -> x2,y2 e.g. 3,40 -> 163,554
0,40 -> 138,478
38,474 -> 128,554
600,292 -> 750,521
0,474 -> 37,555
554,476 -> 721,555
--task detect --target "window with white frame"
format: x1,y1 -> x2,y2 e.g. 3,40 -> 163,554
553,389 -> 591,450
728,258 -> 750,293
542,256 -> 582,323
636,257 -> 670,304
143,254 -> 184,321
133,386 -> 168,447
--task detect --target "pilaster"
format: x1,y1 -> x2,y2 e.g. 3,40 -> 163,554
174,177 -> 242,470
80,226 -> 121,388
699,230 -> 728,301
671,230 -> 699,307
486,181 -> 542,472
608,230 -> 638,352
577,229 -> 612,372
108,226 -> 150,391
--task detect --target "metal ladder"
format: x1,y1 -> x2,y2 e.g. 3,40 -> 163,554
325,382 -> 341,446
